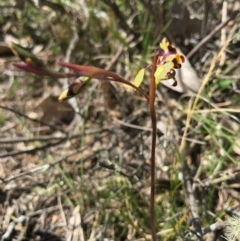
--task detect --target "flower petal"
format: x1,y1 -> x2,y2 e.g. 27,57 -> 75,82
154,62 -> 174,86
58,79 -> 87,102
133,68 -> 145,87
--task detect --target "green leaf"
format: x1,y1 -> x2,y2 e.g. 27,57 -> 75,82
133,68 -> 145,87
217,79 -> 232,89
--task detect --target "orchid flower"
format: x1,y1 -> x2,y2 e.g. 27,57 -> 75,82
11,38 -> 186,241
58,77 -> 89,102
133,37 -> 185,87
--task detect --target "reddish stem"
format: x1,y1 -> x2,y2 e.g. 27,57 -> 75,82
149,50 -> 158,241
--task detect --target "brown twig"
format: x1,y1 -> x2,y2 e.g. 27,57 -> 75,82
219,1 -> 228,67
0,148 -> 104,184
0,128 -> 109,143
199,0 -> 209,58
201,0 -> 209,40
0,135 -> 71,143
0,126 -> 116,158
98,160 -> 131,178
187,10 -> 239,59
202,221 -> 226,235
0,139 -> 65,158
201,168 -> 240,186
183,161 -> 203,241
0,104 -> 62,131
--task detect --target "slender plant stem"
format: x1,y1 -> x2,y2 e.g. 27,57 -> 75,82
149,50 -> 158,241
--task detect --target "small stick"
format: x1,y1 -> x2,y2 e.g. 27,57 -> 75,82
98,160 -> 131,178
220,1 -> 228,67
0,148 -> 104,184
187,10 -> 239,59
183,160 -> 203,241
0,128 -> 109,143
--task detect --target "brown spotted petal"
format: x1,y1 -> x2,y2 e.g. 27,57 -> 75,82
157,38 -> 185,67
158,38 -> 177,62
154,38 -> 186,87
